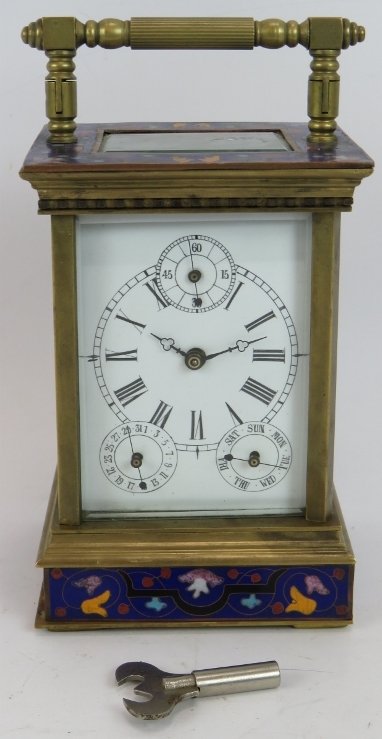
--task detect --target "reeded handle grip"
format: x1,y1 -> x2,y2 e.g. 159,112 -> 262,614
82,17 -> 310,50
21,16 -> 366,145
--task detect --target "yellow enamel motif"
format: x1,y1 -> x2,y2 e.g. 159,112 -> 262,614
81,589 -> 111,617
285,586 -> 317,616
202,155 -> 220,163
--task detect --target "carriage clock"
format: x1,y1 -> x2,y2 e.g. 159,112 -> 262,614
20,16 -> 373,629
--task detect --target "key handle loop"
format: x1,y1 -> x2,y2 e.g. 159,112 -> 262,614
21,16 -> 365,145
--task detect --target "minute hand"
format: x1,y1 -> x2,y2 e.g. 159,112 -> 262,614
205,336 -> 267,361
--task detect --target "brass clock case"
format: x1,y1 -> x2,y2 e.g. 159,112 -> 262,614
19,15 -> 374,629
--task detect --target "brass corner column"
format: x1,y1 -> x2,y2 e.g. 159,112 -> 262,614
22,16 -> 365,145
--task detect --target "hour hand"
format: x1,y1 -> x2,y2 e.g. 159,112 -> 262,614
150,333 -> 186,357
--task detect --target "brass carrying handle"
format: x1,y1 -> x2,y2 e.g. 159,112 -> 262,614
21,16 -> 365,145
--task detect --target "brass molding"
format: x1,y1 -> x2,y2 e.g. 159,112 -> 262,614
38,196 -> 354,213
36,476 -> 354,568
22,16 -> 365,145
20,167 -> 373,206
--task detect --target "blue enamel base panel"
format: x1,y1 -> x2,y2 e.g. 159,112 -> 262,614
46,565 -> 352,623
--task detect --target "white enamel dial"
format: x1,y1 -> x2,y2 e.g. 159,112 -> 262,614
156,235 -> 235,312
216,422 -> 292,492
77,212 -> 312,516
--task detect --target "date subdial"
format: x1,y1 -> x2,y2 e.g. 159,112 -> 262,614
156,235 -> 235,312
216,422 -> 292,492
100,422 -> 177,493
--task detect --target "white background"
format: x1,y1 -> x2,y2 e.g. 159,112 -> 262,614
0,1 -> 381,737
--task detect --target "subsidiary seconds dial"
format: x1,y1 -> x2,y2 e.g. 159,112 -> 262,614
156,235 -> 235,312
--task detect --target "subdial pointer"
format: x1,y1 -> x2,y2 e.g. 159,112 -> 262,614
223,453 -> 288,471
126,427 -> 147,490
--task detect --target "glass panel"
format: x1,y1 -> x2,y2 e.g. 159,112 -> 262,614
76,212 -> 311,519
100,131 -> 291,152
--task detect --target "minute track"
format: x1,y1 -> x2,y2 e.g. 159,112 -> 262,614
235,266 -> 298,424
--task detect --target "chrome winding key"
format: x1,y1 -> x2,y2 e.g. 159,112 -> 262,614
115,659 -> 280,720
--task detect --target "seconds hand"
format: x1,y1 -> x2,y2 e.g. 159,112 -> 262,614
126,426 -> 147,490
188,241 -> 201,304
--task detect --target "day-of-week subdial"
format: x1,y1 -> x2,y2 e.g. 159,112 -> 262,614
156,235 -> 235,312
216,422 -> 292,492
100,422 -> 177,493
